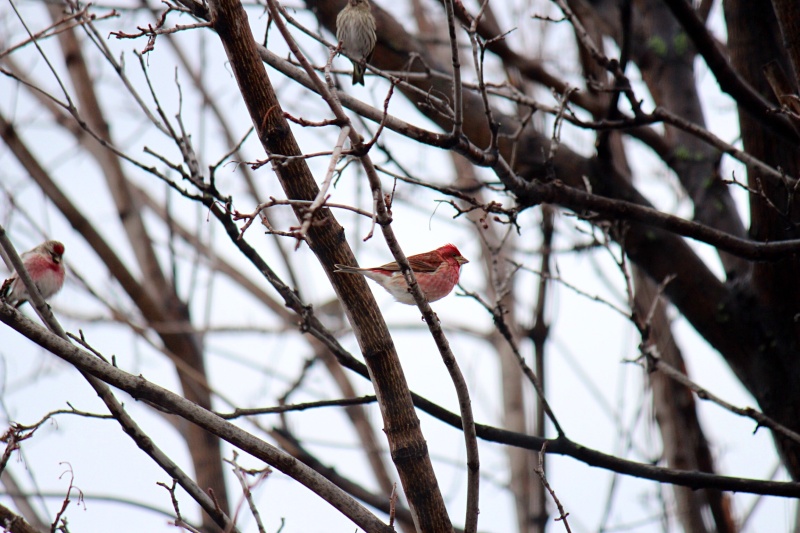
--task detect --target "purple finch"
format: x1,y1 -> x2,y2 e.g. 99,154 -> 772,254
2,240 -> 66,308
336,0 -> 377,86
334,244 -> 468,304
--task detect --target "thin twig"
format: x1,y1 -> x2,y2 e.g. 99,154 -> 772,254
231,197 -> 375,240
225,452 -> 271,533
535,442 -> 572,532
0,5 -> 117,60
459,285 -> 565,437
295,126 -> 351,247
216,396 -> 377,420
642,352 -> 800,447
441,0 -> 463,142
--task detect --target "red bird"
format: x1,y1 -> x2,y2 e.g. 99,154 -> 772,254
334,244 -> 469,304
2,240 -> 66,308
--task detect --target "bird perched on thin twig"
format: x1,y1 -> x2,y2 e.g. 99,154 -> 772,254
336,0 -> 377,86
1,240 -> 66,308
334,244 -> 468,304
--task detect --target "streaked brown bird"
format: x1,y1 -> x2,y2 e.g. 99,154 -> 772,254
336,0 -> 377,86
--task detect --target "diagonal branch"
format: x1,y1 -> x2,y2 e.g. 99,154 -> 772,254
0,305 -> 392,533
205,0 -> 454,529
662,0 -> 797,140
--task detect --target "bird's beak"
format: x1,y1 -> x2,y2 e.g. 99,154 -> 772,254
456,255 -> 469,265
52,253 -> 61,264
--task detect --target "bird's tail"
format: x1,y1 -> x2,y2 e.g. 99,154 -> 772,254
0,278 -> 10,300
0,279 -> 23,308
352,63 -> 365,86
333,264 -> 364,274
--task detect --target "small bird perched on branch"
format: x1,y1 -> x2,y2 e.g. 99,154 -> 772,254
334,244 -> 469,304
336,0 -> 377,86
1,240 -> 66,308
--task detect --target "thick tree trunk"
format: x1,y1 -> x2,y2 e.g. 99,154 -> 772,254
206,0 -> 453,529
724,0 -> 800,478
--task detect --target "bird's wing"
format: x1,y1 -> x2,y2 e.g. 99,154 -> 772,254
376,256 -> 440,273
